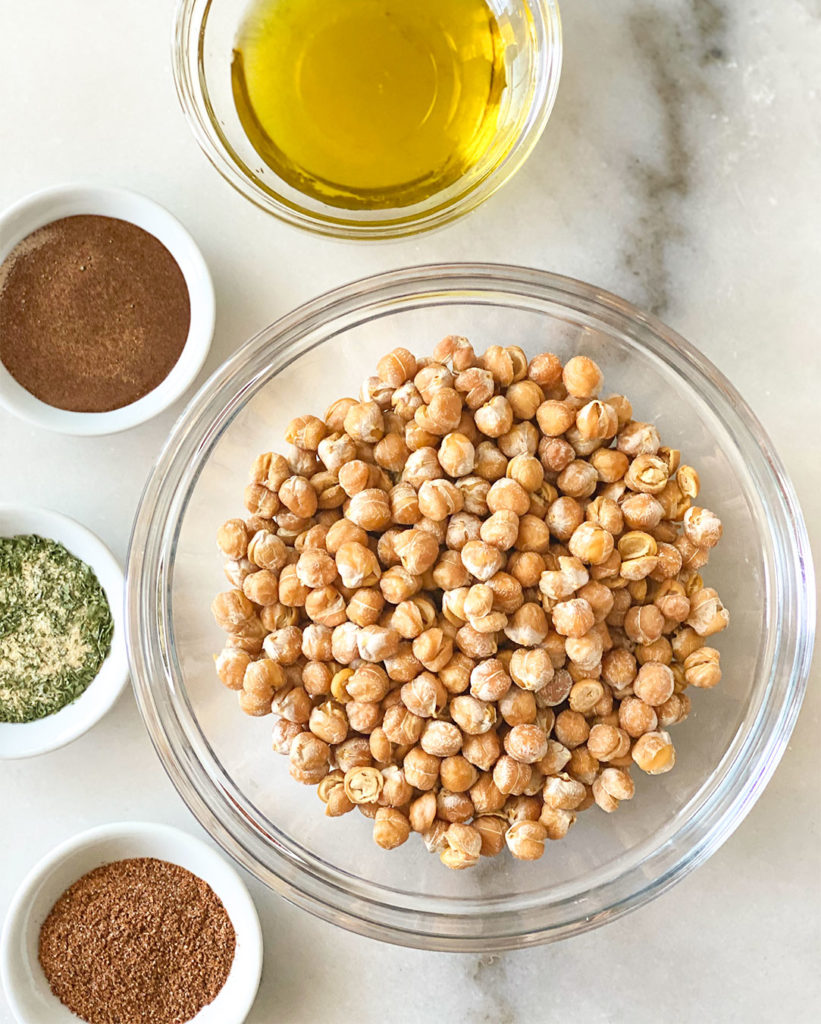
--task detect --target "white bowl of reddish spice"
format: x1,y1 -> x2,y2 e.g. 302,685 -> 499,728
0,821 -> 263,1024
0,184 -> 214,435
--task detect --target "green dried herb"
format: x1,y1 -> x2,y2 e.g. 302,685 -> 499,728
0,535 -> 114,723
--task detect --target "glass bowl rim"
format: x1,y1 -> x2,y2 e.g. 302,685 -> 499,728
126,262 -> 815,950
171,0 -> 563,240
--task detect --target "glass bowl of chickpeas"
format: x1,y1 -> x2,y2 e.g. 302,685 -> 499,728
126,263 -> 814,950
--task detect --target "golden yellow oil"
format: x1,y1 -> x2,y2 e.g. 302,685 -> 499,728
231,0 -> 506,210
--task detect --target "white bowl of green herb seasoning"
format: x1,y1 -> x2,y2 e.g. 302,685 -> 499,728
0,505 -> 127,758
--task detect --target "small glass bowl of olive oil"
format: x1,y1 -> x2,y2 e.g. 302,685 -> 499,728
174,0 -> 562,238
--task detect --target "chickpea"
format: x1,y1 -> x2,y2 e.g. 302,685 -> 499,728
473,816 -> 506,857
403,746 -> 441,790
515,514 -> 551,554
624,604 -> 665,646
503,559 -> 539,598
617,420 -> 660,458
215,648 -> 252,691
409,791 -> 438,834
217,519 -> 250,560
289,732 -> 330,785
505,724 -> 549,764
497,687 -> 536,727
480,509 -> 520,550
593,767 -> 636,812
308,700 -> 348,745
371,807 -> 411,850
657,692 -> 691,727
275,476 -> 314,519
243,657 -> 286,698
421,720 -> 463,758
568,678 -> 605,716
440,822 -> 482,870
546,496 -> 585,541
377,704 -> 421,747
459,730 -> 502,772
472,395 -> 512,438
393,528 -> 439,575
444,479 -> 484,524
439,652 -> 474,695
438,431 -> 476,477
377,347 -> 417,387
450,694 -> 497,734
272,684 -> 312,725
345,488 -> 392,531
557,459 -> 598,499
534,398 -> 573,437
285,414 -> 327,451
413,628 -> 453,672
468,444 -> 506,486
460,540 -> 505,582
552,598 -> 595,639
509,647 -> 554,692
440,755 -> 479,793
568,522 -> 615,566
684,647 -> 722,689
434,335 -> 476,371
248,452 -> 283,489
574,400 -> 618,442
633,662 -> 675,706
562,356 -> 602,398
523,351 -> 559,388
632,730 -> 676,774
498,421 -> 539,459
587,723 -> 630,762
470,659 -> 512,702
302,586 -> 345,628
686,588 -> 730,636
380,566 -> 423,604
243,483 -> 281,519
413,478 -> 460,521
493,755 -> 532,796
401,672 -> 447,718
378,765 -> 414,808
624,454 -> 669,495
505,820 -> 547,861
211,589 -> 255,632
334,736 -> 373,773
346,587 -> 384,628
539,804 -> 577,840
554,709 -> 590,749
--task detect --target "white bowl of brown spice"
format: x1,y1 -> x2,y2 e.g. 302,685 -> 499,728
0,821 -> 263,1024
0,184 -> 215,435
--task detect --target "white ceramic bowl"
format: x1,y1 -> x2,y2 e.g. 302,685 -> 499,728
0,821 -> 263,1024
0,504 -> 128,758
0,184 -> 215,435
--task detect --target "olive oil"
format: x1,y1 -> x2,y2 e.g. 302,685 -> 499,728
231,0 -> 506,210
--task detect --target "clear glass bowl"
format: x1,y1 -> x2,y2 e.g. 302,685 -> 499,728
126,264 -> 815,950
172,0 -> 562,239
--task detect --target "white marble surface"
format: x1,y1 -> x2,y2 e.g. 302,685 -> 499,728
1,1 -> 820,1021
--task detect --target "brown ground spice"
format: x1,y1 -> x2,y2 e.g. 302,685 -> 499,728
38,857 -> 236,1024
0,214 -> 190,412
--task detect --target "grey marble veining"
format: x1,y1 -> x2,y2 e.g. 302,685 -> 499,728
622,1 -> 728,313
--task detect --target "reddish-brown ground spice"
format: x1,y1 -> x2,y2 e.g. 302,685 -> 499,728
0,214 -> 190,412
38,857 -> 236,1024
